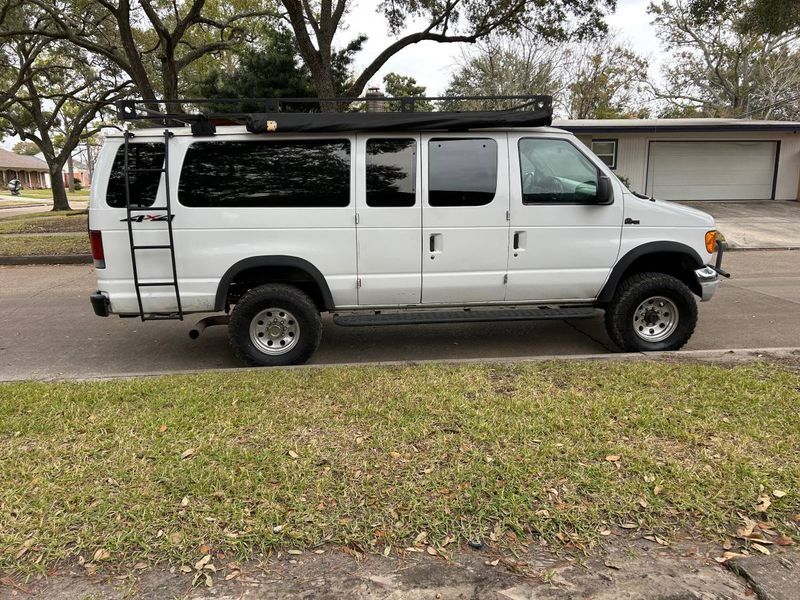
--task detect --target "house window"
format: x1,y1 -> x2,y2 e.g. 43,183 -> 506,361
591,139 -> 617,170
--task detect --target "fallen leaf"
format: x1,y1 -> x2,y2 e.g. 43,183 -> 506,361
620,523 -> 638,529
273,525 -> 285,534
390,451 -> 401,460
181,496 -> 189,507
383,546 -> 391,557
755,495 -> 772,512
287,450 -> 299,459
181,448 -> 196,460
604,560 -> 620,570
169,532 -> 183,544
639,499 -> 648,509
195,555 -> 212,571
426,546 -> 437,556
314,549 -> 325,554
773,490 -> 787,498
605,455 -> 620,462
133,562 -> 148,570
599,529 -> 612,536
224,570 -> 240,581
654,485 -> 663,496
199,544 -> 210,554
15,539 -> 34,559
180,565 -> 193,574
93,549 -> 110,562
751,543 -> 770,555
159,424 -> 167,433
485,559 -> 500,566
775,535 -> 795,546
287,549 -> 302,555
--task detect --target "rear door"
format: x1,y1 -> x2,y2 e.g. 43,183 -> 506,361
421,134 -> 509,304
355,134 -> 422,305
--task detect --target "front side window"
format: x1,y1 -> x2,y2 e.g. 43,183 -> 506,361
519,138 -> 600,205
366,139 -> 416,207
591,139 -> 617,169
106,142 -> 165,208
179,140 -> 350,207
428,138 -> 497,206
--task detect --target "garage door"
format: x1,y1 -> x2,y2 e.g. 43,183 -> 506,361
646,141 -> 777,200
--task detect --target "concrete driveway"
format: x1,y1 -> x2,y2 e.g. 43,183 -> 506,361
1,249 -> 799,380
683,200 -> 800,249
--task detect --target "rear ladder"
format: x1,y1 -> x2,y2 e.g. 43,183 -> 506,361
123,128 -> 183,321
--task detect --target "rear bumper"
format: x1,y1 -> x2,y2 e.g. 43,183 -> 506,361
90,292 -> 110,317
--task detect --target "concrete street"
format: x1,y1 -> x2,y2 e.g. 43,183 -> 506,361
1,249 -> 798,380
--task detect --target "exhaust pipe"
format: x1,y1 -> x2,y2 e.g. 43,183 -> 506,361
189,315 -> 229,339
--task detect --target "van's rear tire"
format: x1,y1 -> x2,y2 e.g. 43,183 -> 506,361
604,272 -> 697,352
228,284 -> 322,366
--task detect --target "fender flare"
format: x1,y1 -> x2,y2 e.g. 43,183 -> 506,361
597,241 -> 704,304
215,255 -> 335,312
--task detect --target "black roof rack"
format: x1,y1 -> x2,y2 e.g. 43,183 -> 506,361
115,95 -> 554,136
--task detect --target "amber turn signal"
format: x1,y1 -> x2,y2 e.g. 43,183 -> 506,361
705,230 -> 717,254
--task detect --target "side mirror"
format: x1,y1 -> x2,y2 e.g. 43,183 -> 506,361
595,175 -> 613,205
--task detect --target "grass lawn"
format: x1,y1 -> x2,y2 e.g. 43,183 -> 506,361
1,361 -> 798,572
0,233 -> 88,256
0,210 -> 88,234
18,188 -> 90,202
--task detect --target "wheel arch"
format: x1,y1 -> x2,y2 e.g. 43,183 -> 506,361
597,242 -> 704,305
215,256 -> 335,312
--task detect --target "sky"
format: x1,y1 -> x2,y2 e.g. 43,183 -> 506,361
347,0 -> 663,95
2,0 -> 663,151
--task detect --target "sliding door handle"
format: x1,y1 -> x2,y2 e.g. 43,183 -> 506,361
429,233 -> 443,253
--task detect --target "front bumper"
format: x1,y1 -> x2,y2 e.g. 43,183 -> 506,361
90,292 -> 110,317
694,240 -> 730,302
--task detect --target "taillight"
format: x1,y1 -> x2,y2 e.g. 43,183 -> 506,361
89,230 -> 105,269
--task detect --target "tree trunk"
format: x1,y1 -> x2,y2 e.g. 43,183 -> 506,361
50,167 -> 71,212
67,154 -> 76,192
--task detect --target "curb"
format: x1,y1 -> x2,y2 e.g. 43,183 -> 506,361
0,203 -> 48,210
6,346 -> 799,383
0,254 -> 92,265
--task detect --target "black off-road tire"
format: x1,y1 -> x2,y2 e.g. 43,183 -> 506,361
604,272 -> 698,352
228,284 -> 322,366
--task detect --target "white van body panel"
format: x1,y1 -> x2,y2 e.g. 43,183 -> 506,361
89,126 -> 717,316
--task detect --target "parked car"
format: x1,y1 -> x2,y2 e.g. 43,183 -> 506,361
88,98 -> 727,366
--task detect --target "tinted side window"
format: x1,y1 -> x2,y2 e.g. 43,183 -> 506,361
179,140 -> 350,207
428,138 -> 497,207
106,142 -> 165,208
366,139 -> 416,207
519,138 -> 599,205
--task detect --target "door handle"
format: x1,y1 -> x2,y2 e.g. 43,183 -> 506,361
430,233 -> 443,253
513,231 -> 526,251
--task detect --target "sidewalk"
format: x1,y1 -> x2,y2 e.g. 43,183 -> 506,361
3,540 -> 796,599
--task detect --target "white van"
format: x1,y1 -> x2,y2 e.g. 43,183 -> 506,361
88,98 -> 728,366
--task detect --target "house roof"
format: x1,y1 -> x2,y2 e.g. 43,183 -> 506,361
32,153 -> 87,172
0,147 -> 49,171
553,118 -> 800,134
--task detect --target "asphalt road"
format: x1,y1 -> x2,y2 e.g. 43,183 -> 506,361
1,250 -> 799,380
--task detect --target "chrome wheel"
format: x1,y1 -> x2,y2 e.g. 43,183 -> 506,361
633,296 -> 679,342
249,308 -> 299,355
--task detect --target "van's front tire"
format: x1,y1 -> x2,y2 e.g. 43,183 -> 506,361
604,272 -> 697,352
228,284 -> 322,366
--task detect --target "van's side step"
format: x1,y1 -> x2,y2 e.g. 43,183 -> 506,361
333,307 -> 599,327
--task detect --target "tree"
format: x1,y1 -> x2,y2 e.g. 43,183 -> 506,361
0,0 -> 275,106
445,31 -> 648,118
649,0 -> 800,118
277,0 -> 616,107
11,140 -> 38,155
0,28 -> 129,210
565,38 -> 649,119
688,0 -> 800,35
382,73 -> 433,111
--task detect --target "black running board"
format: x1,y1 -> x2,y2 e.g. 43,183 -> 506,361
333,306 -> 599,327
